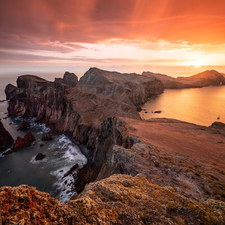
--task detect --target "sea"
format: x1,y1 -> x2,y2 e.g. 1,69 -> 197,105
0,74 -> 225,202
140,85 -> 225,126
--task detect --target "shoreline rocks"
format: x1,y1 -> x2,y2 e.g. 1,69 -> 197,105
3,132 -> 35,156
17,121 -> 30,130
0,121 -> 14,150
35,153 -> 46,160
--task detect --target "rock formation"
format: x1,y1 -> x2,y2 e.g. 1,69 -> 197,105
3,68 -> 225,224
0,175 -> 224,224
41,132 -> 53,141
17,121 -> 30,130
5,69 -> 156,149
0,121 -> 14,150
76,67 -> 164,106
55,71 -> 78,87
3,132 -> 35,155
35,153 -> 46,160
143,69 -> 225,89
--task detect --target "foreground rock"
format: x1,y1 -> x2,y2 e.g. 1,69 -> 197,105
0,121 -> 14,150
143,69 -> 225,89
17,121 -> 30,130
55,71 -> 78,87
0,174 -> 224,224
3,132 -> 35,155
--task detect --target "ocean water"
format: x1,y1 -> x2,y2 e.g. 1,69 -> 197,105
0,112 -> 87,202
140,85 -> 225,126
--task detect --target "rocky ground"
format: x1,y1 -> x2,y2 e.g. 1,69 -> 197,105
0,174 -> 225,225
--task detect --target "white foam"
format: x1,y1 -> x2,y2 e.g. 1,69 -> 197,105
0,147 -> 11,158
47,134 -> 87,202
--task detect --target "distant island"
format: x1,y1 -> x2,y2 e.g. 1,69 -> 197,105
1,68 -> 225,224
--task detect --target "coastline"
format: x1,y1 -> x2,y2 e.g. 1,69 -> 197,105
1,68 -> 225,224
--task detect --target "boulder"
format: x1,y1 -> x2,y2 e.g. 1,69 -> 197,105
0,121 -> 14,150
35,153 -> 46,160
41,133 -> 53,141
17,121 -> 30,130
153,110 -> 162,113
63,164 -> 79,178
136,105 -> 142,112
3,132 -> 35,155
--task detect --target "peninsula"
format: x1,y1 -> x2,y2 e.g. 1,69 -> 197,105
1,68 -> 225,224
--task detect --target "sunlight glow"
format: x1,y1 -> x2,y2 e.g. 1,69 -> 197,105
193,61 -> 203,68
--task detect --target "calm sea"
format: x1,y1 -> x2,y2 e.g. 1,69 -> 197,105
140,85 -> 225,126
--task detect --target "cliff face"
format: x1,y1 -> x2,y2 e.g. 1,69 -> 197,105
76,67 -> 164,106
0,121 -> 14,150
143,69 -> 225,89
6,75 -> 65,124
5,71 -> 141,149
1,175 -> 224,225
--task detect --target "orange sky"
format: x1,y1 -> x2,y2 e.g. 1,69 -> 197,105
1,0 -> 225,77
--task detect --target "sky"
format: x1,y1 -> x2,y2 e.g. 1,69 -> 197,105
1,0 -> 225,79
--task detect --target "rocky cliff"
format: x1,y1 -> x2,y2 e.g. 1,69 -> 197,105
1,174 -> 225,225
143,69 -> 225,89
76,67 -> 164,106
5,68 -> 164,148
0,121 -> 14,150
3,68 -> 225,224
55,71 -> 78,87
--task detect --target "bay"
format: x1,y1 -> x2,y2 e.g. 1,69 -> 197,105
140,85 -> 225,126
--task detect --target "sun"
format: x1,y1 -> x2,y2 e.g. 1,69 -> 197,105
193,61 -> 203,68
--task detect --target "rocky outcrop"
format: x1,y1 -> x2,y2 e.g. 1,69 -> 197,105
0,175 -> 224,225
5,83 -> 17,100
35,153 -> 46,160
55,71 -> 78,87
3,132 -> 35,155
5,72 -> 141,146
41,132 -> 53,141
6,75 -> 65,123
143,69 -> 225,89
76,67 -> 164,106
74,116 -> 225,203
17,121 -> 30,130
0,121 -> 14,150
177,69 -> 225,86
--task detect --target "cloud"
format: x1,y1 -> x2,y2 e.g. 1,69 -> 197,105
0,51 -> 187,67
1,0 -> 225,52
